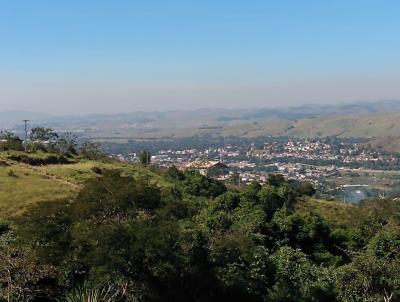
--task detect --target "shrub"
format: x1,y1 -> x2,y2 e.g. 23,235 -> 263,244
59,282 -> 120,302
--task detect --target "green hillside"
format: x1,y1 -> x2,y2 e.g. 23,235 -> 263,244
216,112 -> 400,151
82,111 -> 400,152
0,157 -> 75,217
1,151 -> 400,301
215,112 -> 400,139
0,150 -> 392,224
0,153 -> 166,218
286,113 -> 400,138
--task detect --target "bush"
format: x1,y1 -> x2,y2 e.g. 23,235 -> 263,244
8,152 -> 71,166
183,169 -> 227,198
60,282 -> 121,302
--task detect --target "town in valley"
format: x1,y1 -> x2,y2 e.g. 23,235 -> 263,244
107,137 -> 400,203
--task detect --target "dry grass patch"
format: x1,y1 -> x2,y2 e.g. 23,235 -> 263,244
0,165 -> 76,217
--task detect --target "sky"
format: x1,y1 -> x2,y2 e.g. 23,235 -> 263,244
1,0 -> 400,114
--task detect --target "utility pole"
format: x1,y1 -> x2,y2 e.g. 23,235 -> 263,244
221,136 -> 225,163
22,119 -> 29,152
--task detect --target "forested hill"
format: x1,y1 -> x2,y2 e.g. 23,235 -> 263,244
0,151 -> 399,301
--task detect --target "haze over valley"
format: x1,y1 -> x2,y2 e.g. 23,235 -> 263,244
3,100 -> 400,152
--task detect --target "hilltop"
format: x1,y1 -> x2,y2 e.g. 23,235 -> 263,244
0,151 -> 167,218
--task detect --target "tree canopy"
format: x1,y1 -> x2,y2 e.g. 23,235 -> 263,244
0,165 -> 399,301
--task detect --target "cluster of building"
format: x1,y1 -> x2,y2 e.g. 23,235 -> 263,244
251,139 -> 396,163
110,138 -> 398,187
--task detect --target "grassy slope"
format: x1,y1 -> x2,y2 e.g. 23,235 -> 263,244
216,113 -> 400,151
215,112 -> 400,139
0,151 -> 372,228
87,112 -> 400,138
36,160 -> 169,186
286,113 -> 400,138
0,162 -> 75,217
295,198 -> 358,227
88,112 -> 400,151
0,152 -> 170,218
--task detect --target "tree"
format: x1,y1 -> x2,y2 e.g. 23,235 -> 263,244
288,180 -> 316,197
183,170 -> 227,198
257,185 -> 285,219
79,141 -> 105,160
139,150 -> 151,165
212,192 -> 241,212
268,174 -> 285,187
0,232 -> 57,301
0,131 -> 22,151
270,246 -> 335,302
336,252 -> 400,302
11,160 -> 400,301
166,166 -> 185,180
57,132 -> 78,155
368,226 -> 400,260
29,127 -> 58,143
336,226 -> 400,302
29,127 -> 59,152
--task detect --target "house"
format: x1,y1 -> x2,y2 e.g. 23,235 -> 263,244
186,160 -> 229,177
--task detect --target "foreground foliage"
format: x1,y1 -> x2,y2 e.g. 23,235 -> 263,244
60,282 -> 121,302
0,166 -> 399,301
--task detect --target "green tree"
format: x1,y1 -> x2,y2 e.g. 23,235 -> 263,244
212,192 -> 241,212
183,169 -> 226,198
79,141 -> 105,160
29,127 -> 59,152
367,226 -> 400,259
166,166 -> 185,180
268,174 -> 285,187
139,150 -> 151,165
336,252 -> 400,302
17,170 -> 223,301
288,180 -> 316,197
257,185 -> 285,219
29,127 -> 58,143
0,131 -> 22,151
13,162 -> 400,302
270,246 -> 335,302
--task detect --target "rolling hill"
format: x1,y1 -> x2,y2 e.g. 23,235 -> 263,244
0,153 -> 164,218
3,100 -> 400,151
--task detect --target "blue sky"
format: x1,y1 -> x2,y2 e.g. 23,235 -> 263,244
1,0 -> 400,114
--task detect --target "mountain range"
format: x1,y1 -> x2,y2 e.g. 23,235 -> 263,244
2,100 -> 400,151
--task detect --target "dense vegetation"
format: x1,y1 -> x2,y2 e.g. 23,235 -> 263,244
0,161 -> 399,301
0,129 -> 399,301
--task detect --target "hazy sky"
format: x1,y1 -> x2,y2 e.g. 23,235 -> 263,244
1,0 -> 400,114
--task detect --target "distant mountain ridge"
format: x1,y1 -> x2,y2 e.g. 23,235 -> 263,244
0,111 -> 51,128
2,100 -> 400,128
3,101 -> 400,151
